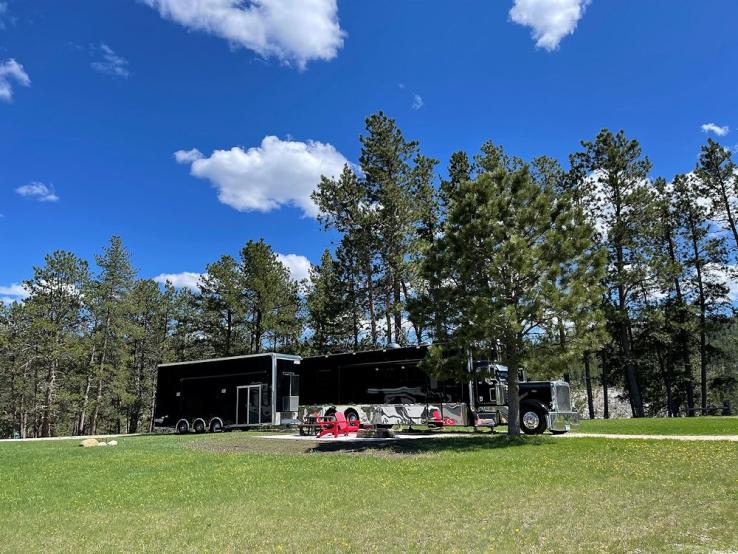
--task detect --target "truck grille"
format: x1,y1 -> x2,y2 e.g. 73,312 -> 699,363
554,382 -> 572,412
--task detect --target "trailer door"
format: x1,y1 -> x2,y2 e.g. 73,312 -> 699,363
236,385 -> 262,425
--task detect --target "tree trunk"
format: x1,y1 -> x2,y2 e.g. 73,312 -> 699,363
41,335 -> 61,437
658,350 -> 674,417
614,239 -> 644,417
665,225 -> 695,417
583,351 -> 595,419
364,259 -> 378,346
600,351 -> 610,419
254,309 -> 262,354
393,274 -> 402,344
77,374 -> 92,435
506,334 -> 522,436
717,180 -> 738,252
687,210 -> 709,415
225,309 -> 232,356
90,377 -> 104,435
349,267 -> 359,349
384,286 -> 393,344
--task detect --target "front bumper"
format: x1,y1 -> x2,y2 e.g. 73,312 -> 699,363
547,411 -> 580,432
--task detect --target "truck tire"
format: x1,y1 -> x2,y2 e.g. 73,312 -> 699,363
520,404 -> 547,435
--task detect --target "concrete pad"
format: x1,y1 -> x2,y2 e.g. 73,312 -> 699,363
258,432 -> 477,443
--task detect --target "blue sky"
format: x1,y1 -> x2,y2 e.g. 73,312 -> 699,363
2,0 -> 738,300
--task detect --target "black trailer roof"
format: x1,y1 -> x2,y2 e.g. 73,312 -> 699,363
157,345 -> 429,371
158,352 -> 302,369
302,345 -> 429,369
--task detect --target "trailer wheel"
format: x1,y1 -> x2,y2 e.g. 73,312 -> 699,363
344,409 -> 360,424
520,404 -> 547,435
209,418 -> 224,433
175,419 -> 190,434
193,418 -> 206,433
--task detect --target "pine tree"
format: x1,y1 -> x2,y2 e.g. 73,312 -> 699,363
570,129 -> 654,417
86,236 -> 135,435
24,251 -> 89,436
240,239 -> 301,353
125,279 -> 172,433
672,173 -> 730,414
200,255 -> 243,356
313,165 -> 381,346
696,139 -> 738,252
415,147 -> 604,435
306,250 -> 354,353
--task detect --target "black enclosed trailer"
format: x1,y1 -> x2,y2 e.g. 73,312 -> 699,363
298,345 -> 469,427
153,353 -> 301,433
153,346 -> 578,435
298,345 -> 578,434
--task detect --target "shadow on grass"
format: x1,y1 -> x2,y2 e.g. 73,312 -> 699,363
308,434 -> 548,456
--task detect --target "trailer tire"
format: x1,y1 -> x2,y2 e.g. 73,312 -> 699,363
209,418 -> 224,433
520,404 -> 547,435
176,419 -> 190,434
344,409 -> 360,424
193,418 -> 206,433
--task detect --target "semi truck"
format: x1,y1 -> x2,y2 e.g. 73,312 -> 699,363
153,345 -> 579,435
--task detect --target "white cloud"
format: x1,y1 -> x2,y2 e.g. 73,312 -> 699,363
0,283 -> 28,305
412,94 -> 424,110
174,148 -> 204,163
153,272 -> 204,291
175,136 -> 348,217
0,58 -> 30,102
509,0 -> 590,51
277,253 -> 311,282
701,123 -> 729,137
15,182 -> 59,202
90,43 -> 130,79
141,0 -> 345,70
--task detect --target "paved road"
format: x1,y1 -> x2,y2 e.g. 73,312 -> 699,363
558,432 -> 738,442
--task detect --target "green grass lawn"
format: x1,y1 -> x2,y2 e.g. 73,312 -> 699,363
0,432 -> 736,553
578,415 -> 738,436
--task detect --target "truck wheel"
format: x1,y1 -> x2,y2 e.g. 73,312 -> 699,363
520,404 -> 547,435
176,419 -> 190,434
193,418 -> 206,433
209,418 -> 224,433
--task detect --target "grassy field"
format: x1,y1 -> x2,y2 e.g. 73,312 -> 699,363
401,415 -> 738,436
0,431 -> 736,553
577,415 -> 738,436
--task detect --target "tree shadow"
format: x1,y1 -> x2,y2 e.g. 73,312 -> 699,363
308,434 -> 548,456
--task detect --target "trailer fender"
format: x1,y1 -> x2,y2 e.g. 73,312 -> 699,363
175,419 -> 190,434
208,417 -> 224,433
343,408 -> 360,424
192,418 -> 207,433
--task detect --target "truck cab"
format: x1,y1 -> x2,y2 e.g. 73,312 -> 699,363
471,362 -> 579,434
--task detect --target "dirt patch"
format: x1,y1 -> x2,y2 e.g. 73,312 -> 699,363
187,433 -> 436,458
186,431 -> 541,458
